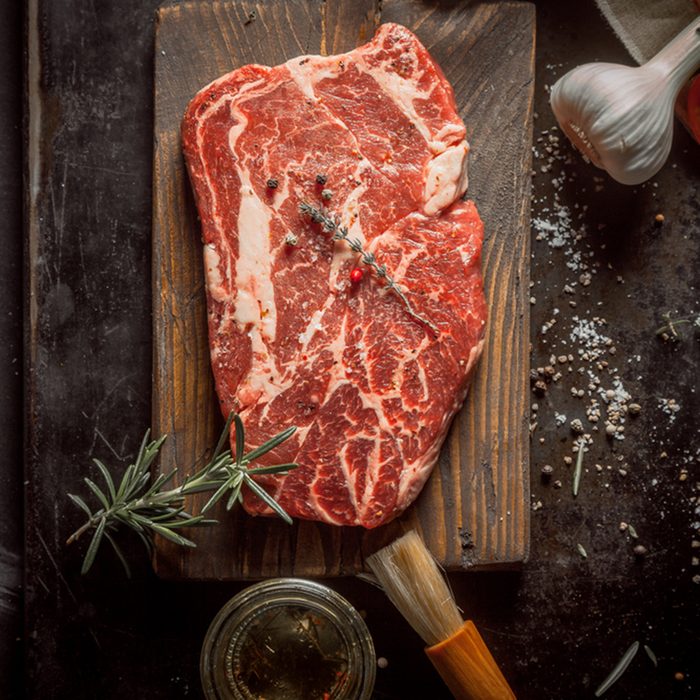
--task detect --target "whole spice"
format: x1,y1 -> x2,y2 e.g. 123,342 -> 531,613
266,178 -> 279,189
350,267 -> 364,283
67,412 -> 297,575
550,18 -> 700,184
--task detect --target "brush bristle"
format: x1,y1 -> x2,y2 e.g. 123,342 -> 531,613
366,530 -> 464,646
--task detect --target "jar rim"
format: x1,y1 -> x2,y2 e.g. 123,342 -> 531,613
201,578 -> 376,700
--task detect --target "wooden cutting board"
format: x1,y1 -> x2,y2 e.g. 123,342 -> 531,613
152,0 -> 534,579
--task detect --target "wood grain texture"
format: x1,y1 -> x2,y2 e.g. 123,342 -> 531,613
152,0 -> 534,579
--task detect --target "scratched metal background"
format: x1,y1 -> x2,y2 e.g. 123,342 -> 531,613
2,0 -> 699,698
0,0 -> 23,695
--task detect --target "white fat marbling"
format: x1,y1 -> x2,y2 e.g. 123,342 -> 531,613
286,58 -> 340,100
227,125 -> 277,343
203,244 -> 228,302
423,141 -> 469,216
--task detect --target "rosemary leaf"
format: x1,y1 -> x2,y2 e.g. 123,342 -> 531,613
196,518 -> 219,527
247,462 -> 299,475
244,474 -> 292,525
114,510 -> 144,532
594,641 -> 640,697
81,517 -> 107,575
134,528 -> 154,556
142,470 -> 177,500
199,478 -> 233,515
178,479 -> 227,495
644,644 -> 658,667
115,463 -> 136,503
67,493 -> 93,518
133,430 -> 151,472
105,531 -> 131,578
84,478 -> 110,511
573,443 -> 584,497
243,426 -> 297,463
210,412 -> 234,463
148,507 -> 186,523
93,459 -> 117,501
129,472 -> 152,501
185,452 -> 231,485
133,436 -> 167,481
234,414 -> 245,468
160,516 -> 208,529
129,512 -> 156,528
226,481 -> 243,511
149,523 -> 196,548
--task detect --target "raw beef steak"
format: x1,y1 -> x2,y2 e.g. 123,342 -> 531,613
182,23 -> 486,528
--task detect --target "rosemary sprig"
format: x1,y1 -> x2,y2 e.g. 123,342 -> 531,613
299,202 -> 439,335
67,412 -> 297,576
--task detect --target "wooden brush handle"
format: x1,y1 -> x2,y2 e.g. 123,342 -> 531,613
425,620 -> 516,699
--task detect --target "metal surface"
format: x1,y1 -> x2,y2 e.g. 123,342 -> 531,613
0,1 -> 23,698
1,0 -> 698,697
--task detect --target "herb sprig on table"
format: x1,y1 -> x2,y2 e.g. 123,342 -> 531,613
299,202 -> 438,335
67,413 -> 297,576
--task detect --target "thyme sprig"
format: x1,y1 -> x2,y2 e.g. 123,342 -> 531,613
656,312 -> 700,339
299,202 -> 438,335
67,412 -> 297,575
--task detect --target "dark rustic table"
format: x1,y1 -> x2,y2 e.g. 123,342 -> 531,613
1,1 -> 698,698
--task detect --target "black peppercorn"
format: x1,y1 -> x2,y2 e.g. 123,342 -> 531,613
266,178 -> 279,189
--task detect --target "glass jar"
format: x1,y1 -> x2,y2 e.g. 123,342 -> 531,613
200,578 -> 376,700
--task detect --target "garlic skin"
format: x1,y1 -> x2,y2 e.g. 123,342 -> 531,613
550,18 -> 700,185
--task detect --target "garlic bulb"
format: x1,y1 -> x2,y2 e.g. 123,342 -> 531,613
550,17 -> 700,185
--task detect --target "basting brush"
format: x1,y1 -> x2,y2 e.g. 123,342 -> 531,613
366,530 -> 515,700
